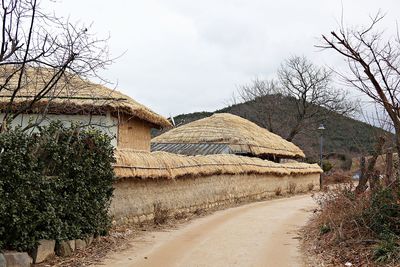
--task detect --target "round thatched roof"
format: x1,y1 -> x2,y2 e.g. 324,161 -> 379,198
151,113 -> 305,158
0,67 -> 171,128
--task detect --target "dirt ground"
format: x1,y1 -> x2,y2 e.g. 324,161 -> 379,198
95,194 -> 317,267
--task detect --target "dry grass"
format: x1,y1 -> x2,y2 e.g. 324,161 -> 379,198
287,182 -> 297,194
274,186 -> 282,196
152,113 -> 305,158
153,202 -> 170,225
114,149 -> 322,180
323,170 -> 352,185
302,183 -> 400,266
35,226 -> 139,267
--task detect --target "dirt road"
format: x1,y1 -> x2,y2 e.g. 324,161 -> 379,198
98,195 -> 317,267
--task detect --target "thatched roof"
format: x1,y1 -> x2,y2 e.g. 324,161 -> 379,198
114,149 -> 322,180
152,113 -> 305,158
0,67 -> 171,128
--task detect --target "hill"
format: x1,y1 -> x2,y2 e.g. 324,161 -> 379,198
157,95 -> 388,160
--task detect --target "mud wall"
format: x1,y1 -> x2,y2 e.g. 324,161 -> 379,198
110,173 -> 320,224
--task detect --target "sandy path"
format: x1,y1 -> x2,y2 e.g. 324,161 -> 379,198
97,195 -> 316,267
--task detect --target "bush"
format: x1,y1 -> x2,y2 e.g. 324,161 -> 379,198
310,183 -> 400,265
0,122 -> 115,251
366,188 -> 400,236
322,160 -> 333,172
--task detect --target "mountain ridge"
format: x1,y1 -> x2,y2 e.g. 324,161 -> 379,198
165,96 -> 387,159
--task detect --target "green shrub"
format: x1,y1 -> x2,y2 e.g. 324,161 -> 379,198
319,224 -> 331,235
0,122 -> 115,251
366,187 -> 400,236
373,233 -> 400,263
367,188 -> 400,263
322,160 -> 333,172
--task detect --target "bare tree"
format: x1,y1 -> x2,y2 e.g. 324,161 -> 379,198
278,56 -> 356,141
237,78 -> 284,133
236,56 -> 356,141
321,12 -> 400,179
0,0 -> 112,131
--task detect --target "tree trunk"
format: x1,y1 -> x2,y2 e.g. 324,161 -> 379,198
356,156 -> 367,193
395,132 -> 400,182
369,170 -> 381,191
356,136 -> 385,193
286,121 -> 302,142
385,149 -> 393,186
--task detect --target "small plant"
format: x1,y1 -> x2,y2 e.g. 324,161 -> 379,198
319,224 -> 331,235
322,160 -> 333,172
307,183 -> 315,191
153,202 -> 169,225
274,187 -> 282,196
373,233 -> 400,263
288,182 -> 297,194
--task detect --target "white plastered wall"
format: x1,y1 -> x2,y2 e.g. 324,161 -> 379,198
0,112 -> 119,147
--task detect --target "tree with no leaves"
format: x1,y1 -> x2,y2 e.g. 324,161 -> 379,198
237,78 -> 284,133
321,13 -> 400,181
237,56 -> 356,141
0,0 -> 112,131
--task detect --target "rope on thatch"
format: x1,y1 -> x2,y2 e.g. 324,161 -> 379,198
152,113 -> 305,158
113,149 -> 322,180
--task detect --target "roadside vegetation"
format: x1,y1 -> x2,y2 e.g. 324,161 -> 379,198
304,182 -> 400,266
303,12 -> 400,266
0,122 -> 115,252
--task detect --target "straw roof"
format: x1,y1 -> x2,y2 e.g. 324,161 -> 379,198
114,149 -> 322,180
152,113 -> 305,158
0,66 -> 171,128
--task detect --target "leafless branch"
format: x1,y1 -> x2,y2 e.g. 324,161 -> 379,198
0,0 -> 113,131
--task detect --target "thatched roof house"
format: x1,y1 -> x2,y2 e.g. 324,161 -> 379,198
151,113 -> 305,160
0,67 -> 171,150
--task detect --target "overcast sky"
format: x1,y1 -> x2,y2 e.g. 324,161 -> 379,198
45,0 -> 400,117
